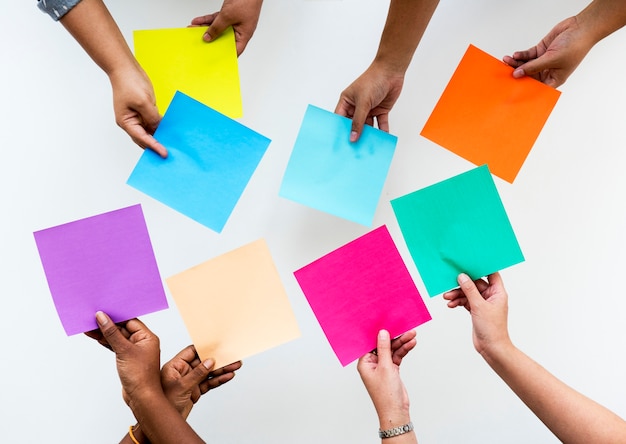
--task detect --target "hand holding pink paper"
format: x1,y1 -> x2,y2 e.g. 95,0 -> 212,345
294,225 -> 431,366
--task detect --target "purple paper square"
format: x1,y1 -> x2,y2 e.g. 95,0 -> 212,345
294,225 -> 431,366
34,204 -> 168,335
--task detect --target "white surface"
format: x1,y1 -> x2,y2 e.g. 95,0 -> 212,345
2,0 -> 626,442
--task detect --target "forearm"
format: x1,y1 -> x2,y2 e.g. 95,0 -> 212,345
577,0 -> 626,45
373,0 -> 439,74
59,0 -> 139,77
129,390 -> 205,444
483,341 -> 626,443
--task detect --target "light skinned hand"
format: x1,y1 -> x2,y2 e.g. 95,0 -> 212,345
190,0 -> 263,56
161,345 -> 242,419
502,16 -> 595,88
109,66 -> 167,157
94,312 -> 162,402
442,272 -> 511,356
335,61 -> 404,142
357,329 -> 415,424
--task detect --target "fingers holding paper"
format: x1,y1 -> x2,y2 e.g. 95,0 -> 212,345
191,0 -> 263,56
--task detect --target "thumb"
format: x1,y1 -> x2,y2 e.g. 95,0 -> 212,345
457,273 -> 485,307
188,359 -> 215,385
375,329 -> 393,364
349,102 -> 370,143
203,15 -> 229,43
512,55 -> 553,80
95,311 -> 127,353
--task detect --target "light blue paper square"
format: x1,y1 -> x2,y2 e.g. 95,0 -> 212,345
279,105 -> 397,226
127,91 -> 271,233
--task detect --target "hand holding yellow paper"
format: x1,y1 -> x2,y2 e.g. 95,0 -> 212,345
133,26 -> 242,117
166,239 -> 300,369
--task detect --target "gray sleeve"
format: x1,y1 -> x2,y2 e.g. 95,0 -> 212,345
37,0 -> 83,21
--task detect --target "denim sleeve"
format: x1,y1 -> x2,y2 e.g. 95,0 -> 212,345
37,0 -> 82,21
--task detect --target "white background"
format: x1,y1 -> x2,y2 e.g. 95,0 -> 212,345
2,0 -> 626,442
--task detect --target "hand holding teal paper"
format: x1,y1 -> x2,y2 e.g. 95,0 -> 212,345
279,105 -> 397,226
391,165 -> 524,296
443,272 -> 626,443
127,91 -> 270,233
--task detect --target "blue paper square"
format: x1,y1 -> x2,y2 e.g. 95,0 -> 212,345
127,91 -> 271,232
279,105 -> 397,226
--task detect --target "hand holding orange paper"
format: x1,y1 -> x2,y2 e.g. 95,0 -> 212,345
166,239 -> 300,369
421,44 -> 561,183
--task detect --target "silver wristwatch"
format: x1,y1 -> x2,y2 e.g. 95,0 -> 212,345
379,422 -> 414,439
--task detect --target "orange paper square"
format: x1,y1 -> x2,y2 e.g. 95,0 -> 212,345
421,44 -> 561,183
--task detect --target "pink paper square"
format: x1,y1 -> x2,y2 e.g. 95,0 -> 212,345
294,225 -> 431,366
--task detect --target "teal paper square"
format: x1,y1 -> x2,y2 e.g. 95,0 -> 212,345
391,165 -> 524,296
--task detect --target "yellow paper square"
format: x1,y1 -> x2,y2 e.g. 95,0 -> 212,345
166,239 -> 300,368
133,26 -> 242,117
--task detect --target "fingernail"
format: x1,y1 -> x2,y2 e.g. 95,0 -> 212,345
202,359 -> 214,369
378,329 -> 389,340
95,311 -> 108,326
203,32 -> 212,42
458,273 -> 470,284
350,131 -> 358,142
513,68 -> 524,78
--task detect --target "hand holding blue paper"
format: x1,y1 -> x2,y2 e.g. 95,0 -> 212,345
391,165 -> 524,296
127,91 -> 271,233
279,105 -> 397,227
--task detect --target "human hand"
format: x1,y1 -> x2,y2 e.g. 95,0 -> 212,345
85,321 -> 130,349
443,272 -> 511,357
503,16 -> 595,88
94,312 -> 162,403
357,330 -> 415,426
335,61 -> 404,142
85,330 -> 241,418
161,345 -> 242,419
109,65 -> 167,157
190,0 -> 263,56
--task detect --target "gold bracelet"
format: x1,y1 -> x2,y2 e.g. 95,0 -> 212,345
129,425 -> 141,444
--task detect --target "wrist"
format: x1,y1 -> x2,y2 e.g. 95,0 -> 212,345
575,4 -> 620,48
127,384 -> 167,416
370,55 -> 409,78
129,423 -> 149,444
479,337 -> 515,366
107,59 -> 146,83
377,409 -> 412,431
378,420 -> 415,440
